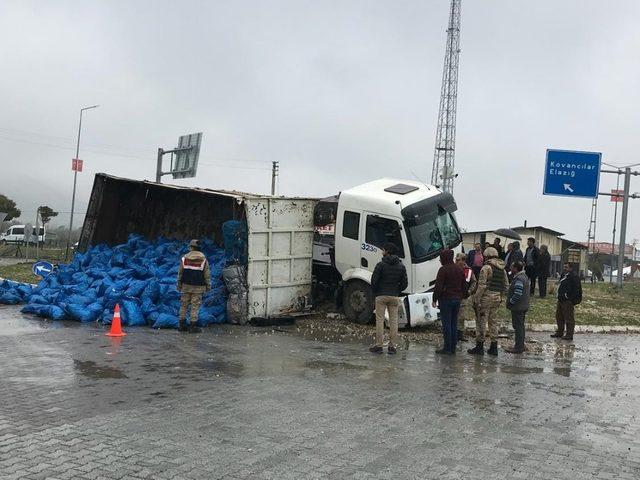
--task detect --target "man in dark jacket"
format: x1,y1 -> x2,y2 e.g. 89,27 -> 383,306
492,238 -> 504,260
369,242 -> 408,354
505,241 -> 524,282
551,263 -> 582,341
536,244 -> 551,298
524,237 -> 540,295
505,261 -> 530,354
433,249 -> 466,354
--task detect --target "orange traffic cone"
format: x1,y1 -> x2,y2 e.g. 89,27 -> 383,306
106,303 -> 127,337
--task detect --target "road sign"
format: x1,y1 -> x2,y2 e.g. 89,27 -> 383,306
72,158 -> 83,172
23,222 -> 33,244
172,132 -> 202,179
543,149 -> 601,198
32,261 -> 54,277
611,189 -> 624,202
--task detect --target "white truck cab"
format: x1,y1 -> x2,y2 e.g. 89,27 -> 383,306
314,178 -> 462,327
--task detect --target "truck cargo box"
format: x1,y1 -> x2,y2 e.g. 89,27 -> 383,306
79,174 -> 316,319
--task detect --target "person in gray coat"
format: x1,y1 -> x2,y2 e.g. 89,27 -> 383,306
505,261 -> 530,353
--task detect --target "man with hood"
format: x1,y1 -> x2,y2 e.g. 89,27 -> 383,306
177,239 -> 211,333
433,249 -> 466,354
468,247 -> 509,356
369,242 -> 408,354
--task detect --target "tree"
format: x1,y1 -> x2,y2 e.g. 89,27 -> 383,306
38,205 -> 58,226
0,194 -> 21,221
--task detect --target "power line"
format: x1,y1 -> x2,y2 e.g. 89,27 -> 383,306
0,134 -> 271,171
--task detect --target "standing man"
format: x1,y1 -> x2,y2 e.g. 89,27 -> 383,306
467,243 -> 484,280
177,239 -> 211,333
492,238 -> 504,259
433,249 -> 466,354
506,241 -> 524,282
537,244 -> 551,298
369,242 -> 408,354
468,247 -> 508,356
551,263 -> 582,341
455,252 -> 477,342
524,237 -> 540,295
505,261 -> 530,354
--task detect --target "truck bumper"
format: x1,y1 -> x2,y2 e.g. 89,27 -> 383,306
399,292 -> 439,328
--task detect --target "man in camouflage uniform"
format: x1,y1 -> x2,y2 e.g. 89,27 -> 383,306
177,239 -> 211,333
468,247 -> 508,356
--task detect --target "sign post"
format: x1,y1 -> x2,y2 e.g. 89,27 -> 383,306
33,261 -> 54,278
543,149 -> 602,198
543,149 -> 638,288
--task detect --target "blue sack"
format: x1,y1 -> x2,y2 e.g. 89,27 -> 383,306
152,313 -> 179,329
121,299 -> 146,326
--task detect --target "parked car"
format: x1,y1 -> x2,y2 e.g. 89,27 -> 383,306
0,225 -> 46,245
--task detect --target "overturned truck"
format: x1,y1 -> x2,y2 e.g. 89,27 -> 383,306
80,174 -> 463,326
79,174 -> 315,321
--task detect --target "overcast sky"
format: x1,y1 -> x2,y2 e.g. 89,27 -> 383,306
1,0 -> 638,245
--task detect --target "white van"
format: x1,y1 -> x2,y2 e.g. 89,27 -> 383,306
0,225 -> 46,245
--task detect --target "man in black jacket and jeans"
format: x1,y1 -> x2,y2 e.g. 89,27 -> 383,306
551,263 -> 582,341
524,237 -> 540,294
369,242 -> 408,354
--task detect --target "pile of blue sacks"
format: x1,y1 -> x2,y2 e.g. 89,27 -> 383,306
0,280 -> 33,305
0,234 -> 231,329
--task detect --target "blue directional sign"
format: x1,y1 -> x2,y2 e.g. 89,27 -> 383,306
543,149 -> 602,198
33,261 -> 54,277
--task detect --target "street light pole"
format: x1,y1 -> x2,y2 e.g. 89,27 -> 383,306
65,105 -> 99,260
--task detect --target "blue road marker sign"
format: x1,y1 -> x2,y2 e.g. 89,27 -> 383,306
543,149 -> 602,199
33,261 -> 54,277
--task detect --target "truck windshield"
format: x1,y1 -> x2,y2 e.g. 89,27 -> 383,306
403,206 -> 461,262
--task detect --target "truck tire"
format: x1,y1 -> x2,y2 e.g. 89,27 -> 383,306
343,280 -> 374,324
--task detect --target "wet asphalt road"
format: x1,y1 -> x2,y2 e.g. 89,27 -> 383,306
1,305 -> 640,479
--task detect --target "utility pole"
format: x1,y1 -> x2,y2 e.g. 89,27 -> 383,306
431,0 -> 462,193
587,198 -> 598,256
609,174 -> 621,283
66,105 -> 99,261
271,161 -> 279,196
616,168 -> 632,287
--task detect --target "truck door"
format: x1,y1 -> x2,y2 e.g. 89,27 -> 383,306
361,214 -> 411,292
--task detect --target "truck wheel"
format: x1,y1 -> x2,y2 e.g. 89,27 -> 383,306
343,280 -> 374,324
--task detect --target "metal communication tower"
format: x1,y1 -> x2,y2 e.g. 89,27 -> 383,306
431,0 -> 462,193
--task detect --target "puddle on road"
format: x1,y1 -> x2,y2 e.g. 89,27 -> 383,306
73,360 -> 127,379
498,365 -> 544,375
306,360 -> 370,373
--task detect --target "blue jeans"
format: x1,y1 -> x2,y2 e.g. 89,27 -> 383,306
440,298 -> 461,352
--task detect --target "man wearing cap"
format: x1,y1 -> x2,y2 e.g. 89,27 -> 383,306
177,239 -> 211,333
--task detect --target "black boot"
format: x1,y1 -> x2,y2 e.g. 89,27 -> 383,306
467,341 -> 484,355
178,320 -> 188,332
189,323 -> 202,334
487,341 -> 498,356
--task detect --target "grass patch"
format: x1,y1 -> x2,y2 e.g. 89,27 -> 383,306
0,263 -> 40,284
0,244 -> 68,262
522,282 -> 640,326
